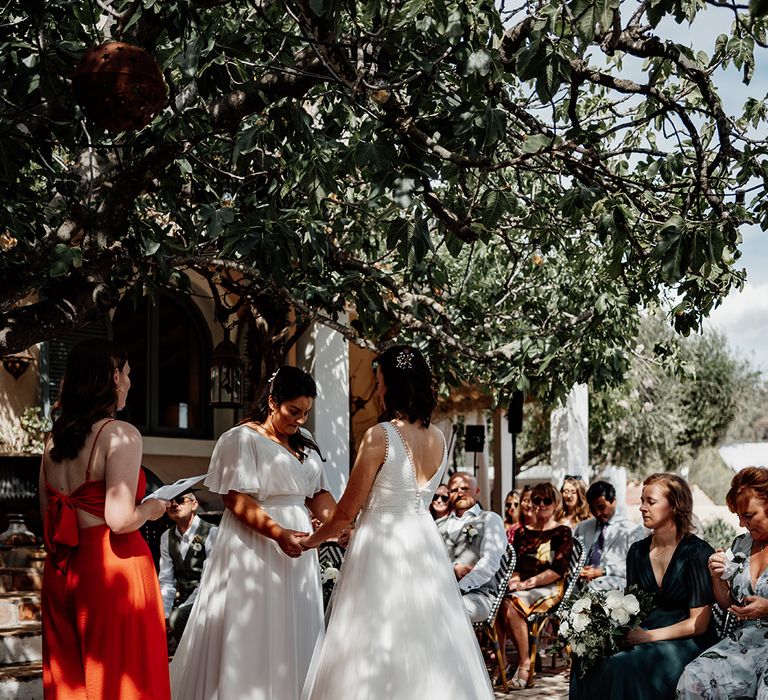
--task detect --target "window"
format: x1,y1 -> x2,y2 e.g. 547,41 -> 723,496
112,292 -> 212,437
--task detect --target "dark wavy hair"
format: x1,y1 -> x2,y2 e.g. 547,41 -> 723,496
239,365 -> 323,461
376,345 -> 436,427
49,339 -> 128,462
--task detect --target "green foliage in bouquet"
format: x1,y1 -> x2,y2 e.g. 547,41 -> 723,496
558,585 -> 656,677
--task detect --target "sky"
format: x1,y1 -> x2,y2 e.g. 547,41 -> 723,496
673,10 -> 768,376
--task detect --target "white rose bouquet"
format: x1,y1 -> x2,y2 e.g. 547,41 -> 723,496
558,585 -> 656,676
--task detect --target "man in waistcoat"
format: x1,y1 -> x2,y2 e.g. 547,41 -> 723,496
575,480 -> 645,591
158,488 -> 218,642
436,472 -> 507,623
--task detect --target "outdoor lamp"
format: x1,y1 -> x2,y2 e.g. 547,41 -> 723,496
2,351 -> 33,380
209,337 -> 244,408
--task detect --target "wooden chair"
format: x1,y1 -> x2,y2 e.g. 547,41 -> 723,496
525,535 -> 586,687
473,543 -> 517,692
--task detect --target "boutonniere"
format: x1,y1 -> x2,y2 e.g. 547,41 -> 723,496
463,525 -> 479,543
191,536 -> 203,553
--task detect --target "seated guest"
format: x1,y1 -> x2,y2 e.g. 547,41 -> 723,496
503,489 -> 521,539
430,483 -> 451,520
571,473 -> 715,700
677,466 -> 768,699
576,480 -> 645,591
497,482 -> 573,689
561,476 -> 590,529
158,489 -> 218,642
436,472 -> 506,623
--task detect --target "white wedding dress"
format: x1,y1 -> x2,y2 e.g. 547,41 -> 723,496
302,421 -> 494,700
170,426 -> 326,700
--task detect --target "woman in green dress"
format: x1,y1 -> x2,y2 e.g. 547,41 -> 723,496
570,473 -> 716,700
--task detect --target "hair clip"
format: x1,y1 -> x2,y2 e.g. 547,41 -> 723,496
395,350 -> 413,370
268,368 -> 280,391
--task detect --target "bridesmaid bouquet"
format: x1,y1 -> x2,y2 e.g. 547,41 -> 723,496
558,585 -> 656,676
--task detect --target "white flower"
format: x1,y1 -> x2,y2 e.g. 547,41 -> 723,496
571,597 -> 592,615
572,614 -> 590,633
604,590 -> 639,626
571,641 -> 586,656
559,620 -> 571,637
320,567 -> 339,584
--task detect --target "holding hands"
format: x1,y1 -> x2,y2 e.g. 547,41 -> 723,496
507,577 -> 535,592
276,529 -> 309,558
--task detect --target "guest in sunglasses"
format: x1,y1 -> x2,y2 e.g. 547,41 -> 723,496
503,489 -> 521,539
158,488 -> 218,644
430,484 -> 451,520
497,482 -> 573,689
561,476 -> 590,530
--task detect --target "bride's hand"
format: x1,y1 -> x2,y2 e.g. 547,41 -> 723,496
298,536 -> 317,551
276,529 -> 308,558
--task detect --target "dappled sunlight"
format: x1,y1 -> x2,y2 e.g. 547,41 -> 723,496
43,525 -> 169,698
171,501 -> 322,699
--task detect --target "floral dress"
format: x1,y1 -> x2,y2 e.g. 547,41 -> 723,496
676,532 -> 768,700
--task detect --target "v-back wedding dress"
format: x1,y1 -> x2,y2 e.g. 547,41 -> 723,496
302,421 -> 494,699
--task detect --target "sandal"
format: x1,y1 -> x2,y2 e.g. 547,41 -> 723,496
508,667 -> 531,691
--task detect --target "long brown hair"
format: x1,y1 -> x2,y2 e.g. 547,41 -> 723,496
49,340 -> 127,462
643,473 -> 694,535
561,476 -> 590,525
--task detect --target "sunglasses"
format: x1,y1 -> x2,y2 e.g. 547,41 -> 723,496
170,495 -> 195,506
532,497 -> 554,506
564,474 -> 584,481
432,494 -> 449,503
505,502 -> 516,509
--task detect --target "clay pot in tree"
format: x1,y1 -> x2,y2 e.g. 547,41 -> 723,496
72,41 -> 167,132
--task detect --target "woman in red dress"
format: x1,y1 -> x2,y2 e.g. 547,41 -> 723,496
39,339 -> 170,699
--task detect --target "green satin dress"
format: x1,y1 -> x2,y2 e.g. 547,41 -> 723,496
570,533 -> 716,700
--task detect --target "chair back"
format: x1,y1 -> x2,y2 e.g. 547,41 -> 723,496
550,535 -> 586,615
318,541 -> 345,570
476,542 -> 517,628
712,603 -> 738,640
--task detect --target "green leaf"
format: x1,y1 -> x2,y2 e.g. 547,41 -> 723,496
521,133 -> 553,154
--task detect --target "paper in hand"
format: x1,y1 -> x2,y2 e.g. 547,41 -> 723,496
720,547 -> 747,582
142,474 -> 208,503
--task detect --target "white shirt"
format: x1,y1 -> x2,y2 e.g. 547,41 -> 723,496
158,515 -> 219,617
443,503 -> 507,593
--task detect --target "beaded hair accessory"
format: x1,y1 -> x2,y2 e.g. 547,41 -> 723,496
267,368 -> 280,392
395,349 -> 414,370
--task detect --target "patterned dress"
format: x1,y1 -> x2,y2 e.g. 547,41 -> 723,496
676,532 -> 768,700
507,525 -> 573,615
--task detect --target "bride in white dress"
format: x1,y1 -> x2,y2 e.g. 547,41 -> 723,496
170,367 -> 335,700
300,346 -> 494,700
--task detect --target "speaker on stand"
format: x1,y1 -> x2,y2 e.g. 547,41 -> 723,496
464,425 -> 485,476
508,391 -> 524,490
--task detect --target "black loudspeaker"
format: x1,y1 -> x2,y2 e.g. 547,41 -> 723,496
464,425 -> 485,453
508,391 -> 524,434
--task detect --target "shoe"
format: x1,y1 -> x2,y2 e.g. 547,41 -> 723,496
508,667 -> 531,691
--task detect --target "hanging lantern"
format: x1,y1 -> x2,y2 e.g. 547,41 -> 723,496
72,41 -> 167,132
210,338 -> 244,408
2,349 -> 34,380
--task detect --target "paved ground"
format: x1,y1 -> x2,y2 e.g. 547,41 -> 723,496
495,669 -> 569,699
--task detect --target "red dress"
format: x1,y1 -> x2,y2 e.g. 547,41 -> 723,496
41,420 -> 170,699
